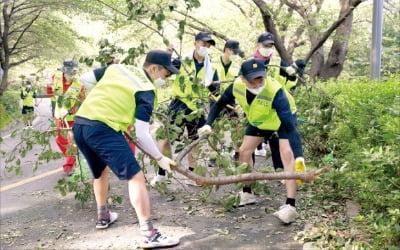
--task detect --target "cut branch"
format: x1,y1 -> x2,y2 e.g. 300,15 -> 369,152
170,135 -> 329,186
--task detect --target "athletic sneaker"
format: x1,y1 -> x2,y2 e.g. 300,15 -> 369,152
273,204 -> 298,224
238,191 -> 257,206
140,229 -> 180,249
254,148 -> 266,157
63,164 -> 75,176
96,210 -> 118,229
255,143 -> 267,156
208,159 -> 216,168
295,157 -> 306,185
150,174 -> 167,187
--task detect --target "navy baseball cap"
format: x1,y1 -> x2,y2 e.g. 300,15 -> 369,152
195,32 -> 216,46
145,50 -> 180,75
240,58 -> 266,81
224,40 -> 243,55
257,32 -> 275,45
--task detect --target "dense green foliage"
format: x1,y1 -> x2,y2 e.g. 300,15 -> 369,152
0,91 -> 21,129
295,75 -> 400,248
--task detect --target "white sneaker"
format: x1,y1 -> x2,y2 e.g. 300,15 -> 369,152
96,211 -> 118,229
273,204 -> 298,224
150,174 -> 167,187
184,179 -> 202,187
254,148 -> 267,157
140,230 -> 180,249
238,191 -> 257,206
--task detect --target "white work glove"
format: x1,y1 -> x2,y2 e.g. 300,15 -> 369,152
59,108 -> 70,118
157,156 -> 175,172
198,125 -> 212,137
285,66 -> 297,76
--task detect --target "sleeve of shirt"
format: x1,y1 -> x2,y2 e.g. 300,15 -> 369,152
134,90 -> 155,122
93,66 -> 108,81
80,71 -> 98,91
206,84 -> 235,126
272,89 -> 296,132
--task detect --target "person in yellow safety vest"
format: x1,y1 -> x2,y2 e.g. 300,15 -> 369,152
198,58 -> 300,223
150,32 -> 219,187
73,50 -> 180,248
20,79 -> 37,129
253,32 -> 307,185
208,39 -> 244,167
49,59 -> 85,176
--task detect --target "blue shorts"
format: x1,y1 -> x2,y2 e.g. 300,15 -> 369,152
22,106 -> 34,114
73,118 -> 141,180
169,99 -> 205,140
245,123 -> 289,139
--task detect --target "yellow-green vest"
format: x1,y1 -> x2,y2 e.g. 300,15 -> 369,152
213,56 -> 241,95
232,78 -> 282,131
172,55 -> 208,111
53,72 -> 83,121
21,89 -> 36,107
266,57 -> 297,113
76,65 -> 156,132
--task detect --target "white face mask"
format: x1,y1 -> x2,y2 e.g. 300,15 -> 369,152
197,46 -> 210,57
154,77 -> 166,87
259,47 -> 273,57
229,54 -> 239,62
26,84 -> 32,89
153,69 -> 166,87
247,84 -> 265,95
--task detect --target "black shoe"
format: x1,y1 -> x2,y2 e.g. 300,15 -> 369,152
208,159 -> 216,168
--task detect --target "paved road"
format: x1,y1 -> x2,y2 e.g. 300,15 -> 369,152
0,99 -> 304,249
0,98 -> 65,216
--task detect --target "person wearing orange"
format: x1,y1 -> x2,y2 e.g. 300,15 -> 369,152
47,59 -> 85,175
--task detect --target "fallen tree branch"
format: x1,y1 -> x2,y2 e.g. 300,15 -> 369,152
170,135 -> 330,186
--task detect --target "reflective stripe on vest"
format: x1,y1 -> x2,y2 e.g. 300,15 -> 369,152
76,65 -> 156,132
233,78 -> 281,131
21,89 -> 35,107
172,56 -> 207,111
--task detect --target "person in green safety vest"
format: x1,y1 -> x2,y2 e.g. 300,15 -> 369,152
208,39 -> 244,167
73,50 -> 180,248
20,79 -> 37,129
253,32 -> 307,185
150,32 -> 218,187
198,58 -> 300,224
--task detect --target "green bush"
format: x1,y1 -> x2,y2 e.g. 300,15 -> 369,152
0,91 -> 21,129
295,75 -> 400,248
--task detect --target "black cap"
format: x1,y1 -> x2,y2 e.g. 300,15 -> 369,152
257,32 -> 275,45
194,32 -> 216,46
59,59 -> 78,74
224,40 -> 243,55
145,50 -> 180,75
240,58 -> 266,81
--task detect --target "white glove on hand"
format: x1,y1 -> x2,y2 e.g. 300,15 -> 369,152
157,156 -> 174,172
198,125 -> 212,137
59,109 -> 70,118
285,66 -> 297,76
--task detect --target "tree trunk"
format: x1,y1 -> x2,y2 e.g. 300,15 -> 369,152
319,0 -> 355,80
